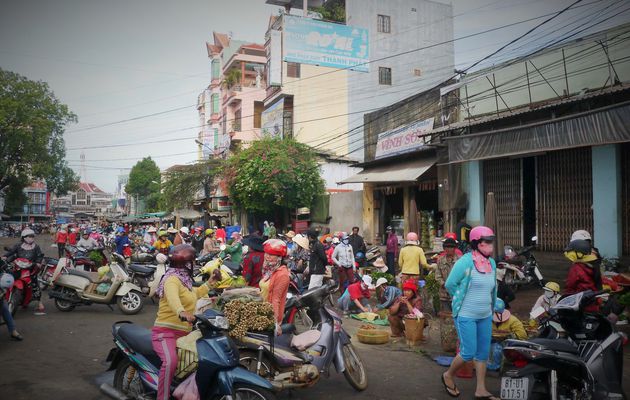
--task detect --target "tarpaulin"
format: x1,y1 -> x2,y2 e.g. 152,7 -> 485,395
446,101 -> 630,163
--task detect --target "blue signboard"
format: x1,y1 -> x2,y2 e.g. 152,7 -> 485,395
283,15 -> 369,72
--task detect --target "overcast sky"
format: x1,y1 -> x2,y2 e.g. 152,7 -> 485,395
1,0 -> 628,192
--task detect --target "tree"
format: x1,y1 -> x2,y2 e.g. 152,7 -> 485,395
312,0 -> 345,22
225,137 -> 325,214
0,68 -> 79,205
126,157 -> 162,213
161,159 -> 223,211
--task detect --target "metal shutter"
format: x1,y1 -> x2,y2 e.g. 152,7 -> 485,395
483,158 -> 523,247
622,143 -> 630,256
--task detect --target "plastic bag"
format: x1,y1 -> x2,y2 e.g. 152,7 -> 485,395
487,341 -> 504,371
173,371 -> 200,400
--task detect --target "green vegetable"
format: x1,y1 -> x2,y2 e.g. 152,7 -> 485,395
370,272 -> 395,285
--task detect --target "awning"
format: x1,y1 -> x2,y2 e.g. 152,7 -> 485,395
172,209 -> 203,219
339,157 -> 435,184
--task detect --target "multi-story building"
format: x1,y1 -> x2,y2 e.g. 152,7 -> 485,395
15,180 -> 51,222
53,182 -> 113,219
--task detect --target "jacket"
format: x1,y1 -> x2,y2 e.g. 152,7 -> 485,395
191,234 -> 204,254
224,241 -> 243,264
398,245 -> 428,276
332,243 -> 354,269
154,275 -> 212,332
445,252 -> 497,318
268,266 -> 290,324
565,262 -> 599,312
309,240 -> 328,275
386,233 -> 398,255
242,251 -> 264,287
493,315 -> 527,340
376,285 -> 402,309
4,242 -> 45,264
202,237 -> 219,255
435,254 -> 459,301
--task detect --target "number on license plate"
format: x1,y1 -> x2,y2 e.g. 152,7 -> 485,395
501,377 -> 528,399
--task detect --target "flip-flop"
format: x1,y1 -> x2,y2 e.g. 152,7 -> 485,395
441,373 -> 460,398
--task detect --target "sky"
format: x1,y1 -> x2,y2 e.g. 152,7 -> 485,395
1,0 -> 628,193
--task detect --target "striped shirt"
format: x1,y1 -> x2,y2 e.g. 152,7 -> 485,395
458,267 -> 495,319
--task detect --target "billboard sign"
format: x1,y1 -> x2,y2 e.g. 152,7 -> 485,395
261,98 -> 285,138
269,30 -> 282,86
375,118 -> 435,159
283,15 -> 369,72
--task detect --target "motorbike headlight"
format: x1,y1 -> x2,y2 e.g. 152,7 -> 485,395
209,316 -> 229,330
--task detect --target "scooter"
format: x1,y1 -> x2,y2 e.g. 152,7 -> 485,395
125,253 -> 167,299
47,253 -> 144,315
237,281 -> 368,392
501,290 -> 626,400
100,309 -> 277,400
499,236 -> 545,292
1,257 -> 35,317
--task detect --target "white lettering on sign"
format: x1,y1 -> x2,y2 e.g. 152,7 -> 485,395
374,118 -> 435,159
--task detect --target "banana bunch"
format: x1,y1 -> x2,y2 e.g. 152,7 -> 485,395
223,300 -> 275,340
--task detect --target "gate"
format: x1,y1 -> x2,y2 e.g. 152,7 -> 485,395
622,143 -> 630,256
537,148 -> 593,252
483,158 -> 522,248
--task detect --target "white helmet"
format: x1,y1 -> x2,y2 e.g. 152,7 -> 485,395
570,230 -> 592,241
0,273 -> 14,290
155,253 -> 168,264
21,228 -> 35,238
179,227 -> 189,235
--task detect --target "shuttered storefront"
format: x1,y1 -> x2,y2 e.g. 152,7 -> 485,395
622,143 -> 630,256
483,158 -> 523,247
537,147 -> 593,252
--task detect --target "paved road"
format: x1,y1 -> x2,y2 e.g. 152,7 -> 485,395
0,234 -> 627,399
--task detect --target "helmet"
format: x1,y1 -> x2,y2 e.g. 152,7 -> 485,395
205,228 -> 214,236
565,239 -> 592,255
332,237 -> 340,244
544,281 -> 560,293
0,273 -> 14,290
116,227 -> 125,234
158,230 -> 168,237
469,226 -> 495,242
341,234 -> 349,241
504,245 -> 516,260
442,238 -> 457,248
285,230 -> 296,239
179,227 -> 189,235
570,230 -> 592,241
263,239 -> 287,257
386,226 -> 392,231
406,232 -> 419,242
444,232 -> 457,241
231,231 -> 241,239
355,252 -> 365,260
494,298 -> 506,313
21,228 -> 35,238
170,244 -> 196,269
155,253 -> 168,264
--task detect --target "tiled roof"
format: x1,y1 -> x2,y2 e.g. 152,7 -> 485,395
78,182 -> 105,193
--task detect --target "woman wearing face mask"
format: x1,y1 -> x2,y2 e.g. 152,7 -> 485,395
258,239 -> 289,336
530,281 -> 561,318
442,226 -> 498,400
2,228 -> 46,315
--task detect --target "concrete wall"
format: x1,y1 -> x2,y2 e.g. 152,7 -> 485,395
592,144 -> 622,258
346,0 -> 455,161
319,161 -> 362,192
326,191 -> 364,234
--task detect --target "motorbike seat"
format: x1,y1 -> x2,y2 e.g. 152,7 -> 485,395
68,269 -> 100,283
74,257 -> 94,265
129,264 -> 156,275
117,324 -> 161,368
530,338 -> 578,354
222,260 -> 242,274
291,330 -> 321,351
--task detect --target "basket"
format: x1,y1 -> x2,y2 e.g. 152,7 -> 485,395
403,316 -> 425,345
357,328 -> 390,345
438,311 -> 457,353
175,348 -> 198,379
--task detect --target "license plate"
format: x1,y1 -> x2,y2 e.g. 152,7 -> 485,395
501,377 -> 528,399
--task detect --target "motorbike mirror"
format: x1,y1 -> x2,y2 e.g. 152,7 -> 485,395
531,236 -> 538,243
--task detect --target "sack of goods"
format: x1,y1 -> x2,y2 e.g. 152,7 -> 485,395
222,300 -> 275,340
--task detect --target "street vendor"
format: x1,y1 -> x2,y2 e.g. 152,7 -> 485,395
337,275 -> 375,315
258,239 -> 289,335
388,279 -> 423,337
434,237 -> 460,312
492,299 -> 527,340
201,228 -> 219,255
375,277 -> 402,310
398,232 -> 429,282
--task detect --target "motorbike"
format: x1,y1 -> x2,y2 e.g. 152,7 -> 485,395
501,290 -> 626,400
499,236 -> 545,292
237,281 -> 368,392
1,257 -> 36,317
64,244 -> 107,272
129,243 -> 155,264
125,256 -> 166,299
100,309 -> 277,400
37,256 -> 59,291
47,253 -> 144,315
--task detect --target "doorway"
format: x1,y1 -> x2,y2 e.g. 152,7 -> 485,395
522,157 -> 537,245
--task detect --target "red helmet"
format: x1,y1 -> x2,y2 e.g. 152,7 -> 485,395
263,239 -> 287,257
444,232 -> 457,241
469,226 -> 495,242
170,244 -> 196,269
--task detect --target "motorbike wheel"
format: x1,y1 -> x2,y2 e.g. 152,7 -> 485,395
113,358 -> 147,397
117,291 -> 143,315
504,270 -> 519,293
341,343 -> 368,391
7,289 -> 22,317
54,297 -> 75,312
239,351 -> 275,379
211,383 -> 278,400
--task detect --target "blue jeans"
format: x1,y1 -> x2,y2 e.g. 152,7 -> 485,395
2,300 -> 16,334
386,252 -> 396,276
454,315 -> 492,362
337,291 -> 368,313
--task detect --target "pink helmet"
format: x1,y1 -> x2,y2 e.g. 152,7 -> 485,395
469,226 -> 495,242
406,232 -> 419,242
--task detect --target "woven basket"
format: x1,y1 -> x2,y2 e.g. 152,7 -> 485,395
357,328 -> 390,345
175,348 -> 198,380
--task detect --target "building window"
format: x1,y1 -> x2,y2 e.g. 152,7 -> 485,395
211,93 -> 219,114
379,67 -> 392,85
233,109 -> 241,132
213,128 -> 219,150
414,68 -> 422,77
76,190 -> 86,201
211,59 -> 220,80
377,15 -> 391,33
253,101 -> 263,128
287,62 -> 300,78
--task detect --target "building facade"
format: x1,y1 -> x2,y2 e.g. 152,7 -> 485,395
53,182 -> 113,219
14,180 -> 51,222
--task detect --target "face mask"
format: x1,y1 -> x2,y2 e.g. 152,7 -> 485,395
544,291 -> 554,299
24,237 -> 35,244
342,239 -> 349,245
477,241 -> 494,257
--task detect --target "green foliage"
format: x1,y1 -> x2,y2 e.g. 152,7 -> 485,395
312,0 -> 345,22
0,68 -> 79,199
126,157 -> 161,211
223,69 -> 242,89
161,159 -> 223,211
618,292 -> 630,307
3,178 -> 28,214
370,271 -> 395,285
423,273 -> 441,314
225,137 -> 325,214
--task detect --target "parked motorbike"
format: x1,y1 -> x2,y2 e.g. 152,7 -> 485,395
47,253 -> 144,314
100,309 -> 276,400
501,290 -> 626,400
125,253 -> 167,299
1,257 -> 35,317
38,257 -> 59,291
64,244 -> 107,272
499,237 -> 545,292
129,243 -> 155,264
238,281 -> 368,392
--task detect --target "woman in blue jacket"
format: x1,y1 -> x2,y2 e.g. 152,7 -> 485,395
442,226 -> 498,400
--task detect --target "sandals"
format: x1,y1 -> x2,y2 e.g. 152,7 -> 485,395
10,332 -> 23,341
441,373 -> 460,398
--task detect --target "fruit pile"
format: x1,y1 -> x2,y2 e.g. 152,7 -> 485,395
223,300 -> 275,340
